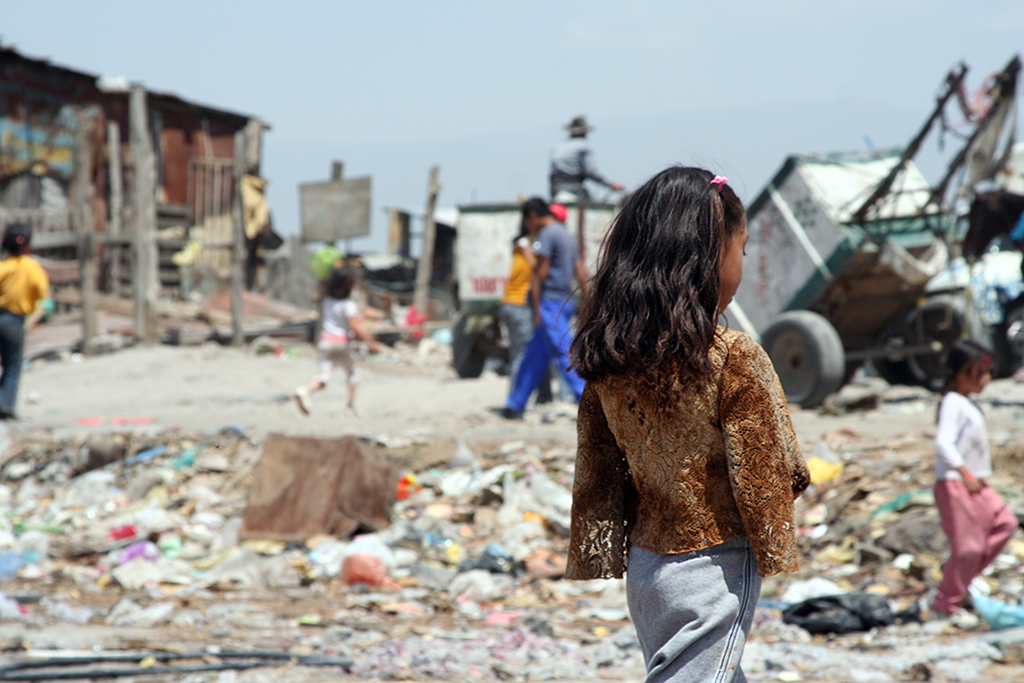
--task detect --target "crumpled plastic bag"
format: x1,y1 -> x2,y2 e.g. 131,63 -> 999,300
782,591 -> 894,634
806,456 -> 844,485
341,553 -> 400,590
972,592 -> 1024,631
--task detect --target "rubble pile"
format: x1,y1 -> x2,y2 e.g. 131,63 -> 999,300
0,399 -> 1022,681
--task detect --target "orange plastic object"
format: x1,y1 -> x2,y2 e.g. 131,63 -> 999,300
341,553 -> 400,590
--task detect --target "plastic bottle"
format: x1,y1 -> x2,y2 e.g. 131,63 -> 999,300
0,550 -> 24,580
422,533 -> 465,565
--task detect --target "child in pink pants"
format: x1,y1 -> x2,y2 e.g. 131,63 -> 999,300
931,340 -> 1018,616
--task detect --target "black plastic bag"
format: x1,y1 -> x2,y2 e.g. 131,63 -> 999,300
782,591 -> 894,634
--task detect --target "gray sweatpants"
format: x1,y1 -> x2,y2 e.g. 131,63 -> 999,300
626,537 -> 761,683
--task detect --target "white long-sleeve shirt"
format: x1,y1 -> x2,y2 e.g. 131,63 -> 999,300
935,391 -> 992,481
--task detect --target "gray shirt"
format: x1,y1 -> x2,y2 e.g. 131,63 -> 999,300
533,221 -> 579,303
549,137 -> 612,198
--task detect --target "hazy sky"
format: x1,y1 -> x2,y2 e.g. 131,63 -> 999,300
5,1 -> 1023,253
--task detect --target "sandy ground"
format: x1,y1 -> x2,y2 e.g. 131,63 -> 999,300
14,337 -> 1024,450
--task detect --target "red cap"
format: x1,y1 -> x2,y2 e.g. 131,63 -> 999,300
549,204 -> 568,222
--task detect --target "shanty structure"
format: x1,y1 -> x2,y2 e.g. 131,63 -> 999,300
0,44 -> 271,345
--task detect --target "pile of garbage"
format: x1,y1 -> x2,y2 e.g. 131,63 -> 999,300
0,406 -> 1023,681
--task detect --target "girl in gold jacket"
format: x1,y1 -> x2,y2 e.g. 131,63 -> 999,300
568,167 -> 809,683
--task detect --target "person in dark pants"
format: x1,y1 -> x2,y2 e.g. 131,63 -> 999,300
0,224 -> 50,420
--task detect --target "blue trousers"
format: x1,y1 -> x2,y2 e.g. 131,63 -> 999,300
499,302 -> 553,404
0,310 -> 25,417
505,299 -> 585,411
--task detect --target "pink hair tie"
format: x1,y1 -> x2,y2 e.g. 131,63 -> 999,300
710,176 -> 728,191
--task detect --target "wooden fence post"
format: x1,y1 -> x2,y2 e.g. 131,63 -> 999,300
413,165 -> 441,317
106,120 -> 124,296
231,130 -> 247,346
74,113 -> 98,351
129,85 -> 160,344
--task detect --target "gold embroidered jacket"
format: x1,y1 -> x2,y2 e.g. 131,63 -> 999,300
566,327 -> 810,579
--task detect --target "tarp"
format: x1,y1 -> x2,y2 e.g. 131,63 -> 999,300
240,434 -> 398,542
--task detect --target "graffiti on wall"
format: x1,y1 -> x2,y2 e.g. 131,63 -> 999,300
0,105 -> 98,181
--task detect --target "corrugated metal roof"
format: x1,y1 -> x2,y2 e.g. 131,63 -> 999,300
0,45 -> 268,129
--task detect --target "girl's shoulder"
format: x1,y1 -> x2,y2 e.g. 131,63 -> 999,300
940,390 -> 979,414
715,327 -> 770,367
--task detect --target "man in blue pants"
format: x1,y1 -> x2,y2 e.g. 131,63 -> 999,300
503,198 -> 588,419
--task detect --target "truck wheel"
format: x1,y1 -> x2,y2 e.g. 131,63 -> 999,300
761,311 -> 846,408
452,314 -> 487,378
994,296 -> 1024,378
903,293 -> 989,389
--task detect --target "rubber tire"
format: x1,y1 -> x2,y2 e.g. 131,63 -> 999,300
992,295 -> 1024,378
761,311 -> 846,408
903,293 -> 990,389
451,313 -> 487,379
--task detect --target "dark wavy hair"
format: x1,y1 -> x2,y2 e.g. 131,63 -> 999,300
571,166 -> 745,381
943,339 -> 992,393
324,266 -> 356,300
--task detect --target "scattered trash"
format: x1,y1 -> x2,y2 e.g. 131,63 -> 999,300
341,553 -> 400,590
972,592 -> 1024,630
0,401 -> 1020,683
782,592 -> 894,635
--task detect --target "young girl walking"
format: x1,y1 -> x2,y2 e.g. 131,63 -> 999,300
567,166 -> 809,682
930,340 -> 1017,619
295,266 -> 379,416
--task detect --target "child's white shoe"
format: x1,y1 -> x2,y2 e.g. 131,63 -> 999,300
295,387 -> 311,415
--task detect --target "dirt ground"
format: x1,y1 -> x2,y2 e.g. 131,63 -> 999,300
14,337 -> 1024,451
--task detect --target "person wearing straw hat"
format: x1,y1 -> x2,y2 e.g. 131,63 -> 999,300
549,115 -> 622,204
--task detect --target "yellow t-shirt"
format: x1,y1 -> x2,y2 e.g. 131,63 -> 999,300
501,250 -> 532,306
0,256 -> 49,316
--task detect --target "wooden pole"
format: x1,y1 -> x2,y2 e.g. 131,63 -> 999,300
106,120 -> 124,296
75,113 -> 98,351
576,195 -> 587,263
387,208 -> 401,256
852,64 -> 967,223
231,130 -> 247,346
129,86 -> 160,344
413,165 -> 441,317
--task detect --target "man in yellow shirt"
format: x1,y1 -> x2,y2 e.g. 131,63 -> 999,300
0,224 -> 49,419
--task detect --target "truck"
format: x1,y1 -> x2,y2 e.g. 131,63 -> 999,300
450,201 -> 619,378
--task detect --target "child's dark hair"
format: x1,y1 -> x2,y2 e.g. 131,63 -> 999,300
571,166 -> 746,380
324,266 -> 356,300
943,339 -> 993,393
2,223 -> 32,256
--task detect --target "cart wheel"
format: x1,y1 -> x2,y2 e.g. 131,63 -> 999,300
761,311 -> 846,408
903,293 -> 989,389
995,295 -> 1024,378
451,313 -> 487,379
